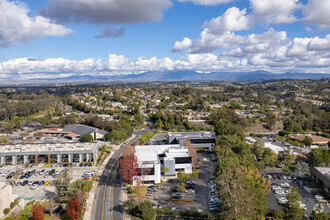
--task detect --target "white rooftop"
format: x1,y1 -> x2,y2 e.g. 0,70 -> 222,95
0,142 -> 98,154
135,144 -> 190,162
264,142 -> 285,154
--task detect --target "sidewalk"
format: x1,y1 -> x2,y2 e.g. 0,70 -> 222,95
84,136 -> 137,220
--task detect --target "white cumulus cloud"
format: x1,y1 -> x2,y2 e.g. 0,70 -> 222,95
0,0 -> 72,47
173,7 -> 250,53
172,38 -> 192,52
250,0 -> 300,24
177,0 -> 235,6
303,0 -> 330,29
203,7 -> 251,34
307,35 -> 330,51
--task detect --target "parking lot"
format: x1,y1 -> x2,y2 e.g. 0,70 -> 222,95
0,164 -> 97,200
263,170 -> 330,216
146,152 -> 216,212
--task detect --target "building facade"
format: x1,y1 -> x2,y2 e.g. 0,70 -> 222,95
134,145 -> 192,185
0,182 -> 18,218
310,167 -> 330,196
167,131 -> 216,151
0,142 -> 100,165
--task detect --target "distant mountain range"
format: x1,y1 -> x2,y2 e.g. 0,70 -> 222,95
1,71 -> 329,85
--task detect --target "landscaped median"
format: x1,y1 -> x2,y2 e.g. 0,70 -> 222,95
168,198 -> 193,203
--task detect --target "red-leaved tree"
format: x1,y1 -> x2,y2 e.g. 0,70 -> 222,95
119,145 -> 139,185
31,204 -> 44,220
184,139 -> 198,168
66,198 -> 81,220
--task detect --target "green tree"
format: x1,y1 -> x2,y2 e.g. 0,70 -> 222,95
263,148 -> 277,167
294,162 -> 310,178
310,148 -> 330,166
1,138 -> 9,144
105,130 -> 127,142
303,136 -> 313,147
56,168 -> 73,203
138,200 -> 156,220
161,166 -> 169,175
311,209 -> 329,220
286,187 -> 303,220
254,139 -> 265,159
81,134 -> 93,142
177,171 -> 190,182
177,183 -> 186,193
278,150 -> 295,166
154,119 -> 164,128
134,113 -> 145,127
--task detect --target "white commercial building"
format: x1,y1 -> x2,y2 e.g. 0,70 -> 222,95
0,182 -> 18,218
134,145 -> 192,185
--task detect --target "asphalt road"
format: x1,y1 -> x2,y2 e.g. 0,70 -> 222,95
92,131 -> 150,220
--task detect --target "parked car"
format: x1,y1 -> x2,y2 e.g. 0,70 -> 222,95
147,186 -> 157,192
40,169 -> 45,175
275,190 -> 285,195
31,184 -> 38,190
185,189 -> 195,194
298,201 -> 307,210
171,193 -> 182,199
6,175 -> 12,179
22,180 -> 28,186
314,195 -> 325,202
26,174 -> 31,179
209,207 -> 220,212
186,184 -> 195,189
16,181 -> 22,186
172,186 -> 179,192
277,197 -> 288,204
44,181 -> 50,186
186,180 -> 196,185
39,180 -> 45,186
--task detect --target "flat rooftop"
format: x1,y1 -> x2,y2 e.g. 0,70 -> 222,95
313,167 -> 330,176
168,131 -> 216,139
135,144 -> 188,162
0,142 -> 99,154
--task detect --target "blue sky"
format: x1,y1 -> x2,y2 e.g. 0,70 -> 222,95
0,0 -> 329,80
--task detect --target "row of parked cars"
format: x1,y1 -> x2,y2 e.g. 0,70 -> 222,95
272,183 -> 292,196
209,176 -> 221,212
19,169 -> 60,179
52,162 -> 93,167
170,180 -> 197,199
15,180 -> 51,189
267,173 -> 297,181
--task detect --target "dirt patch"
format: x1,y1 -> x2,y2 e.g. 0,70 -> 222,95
245,120 -> 283,134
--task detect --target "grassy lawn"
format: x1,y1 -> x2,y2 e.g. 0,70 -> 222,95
128,186 -> 148,196
15,203 -> 34,219
43,163 -> 52,168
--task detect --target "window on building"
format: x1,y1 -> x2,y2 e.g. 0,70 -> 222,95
175,157 -> 191,164
190,138 -> 215,144
137,167 -> 154,176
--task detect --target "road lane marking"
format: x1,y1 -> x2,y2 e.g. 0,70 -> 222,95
111,160 -> 120,220
101,155 -> 121,219
101,135 -> 140,220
